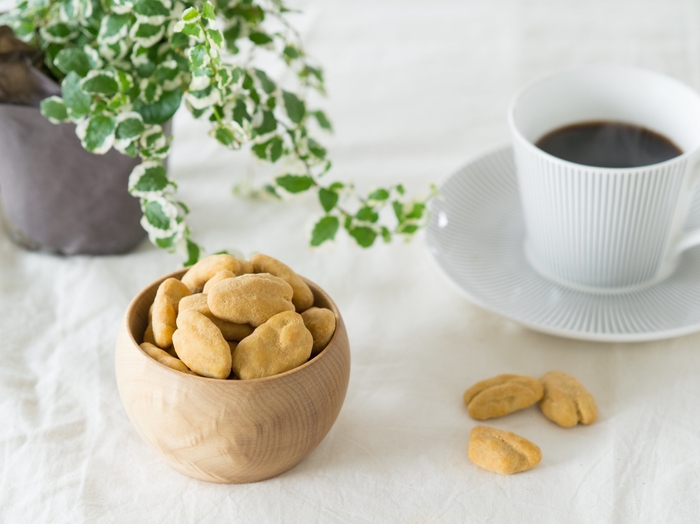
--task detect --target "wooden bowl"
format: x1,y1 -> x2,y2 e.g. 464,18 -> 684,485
115,269 -> 351,484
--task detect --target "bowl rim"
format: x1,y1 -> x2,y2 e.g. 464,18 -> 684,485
124,268 -> 345,384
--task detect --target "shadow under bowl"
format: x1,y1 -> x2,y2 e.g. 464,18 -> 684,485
115,269 -> 351,484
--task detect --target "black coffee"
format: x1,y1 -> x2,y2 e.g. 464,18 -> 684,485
535,121 -> 682,168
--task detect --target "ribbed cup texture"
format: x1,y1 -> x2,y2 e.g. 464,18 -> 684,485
426,147 -> 700,341
514,143 -> 687,288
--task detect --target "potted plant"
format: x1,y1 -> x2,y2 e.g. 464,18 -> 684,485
0,0 -> 433,262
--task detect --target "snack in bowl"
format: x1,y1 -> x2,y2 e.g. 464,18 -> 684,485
232,311 -> 313,380
301,307 -> 337,357
135,254 -> 338,380
140,342 -> 195,375
207,273 -> 295,328
178,293 -> 254,341
172,309 -> 232,379
115,254 -> 350,483
250,254 -> 315,311
152,277 -> 190,348
203,269 -> 236,294
180,253 -> 252,293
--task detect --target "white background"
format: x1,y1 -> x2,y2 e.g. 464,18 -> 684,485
2,0 -> 700,522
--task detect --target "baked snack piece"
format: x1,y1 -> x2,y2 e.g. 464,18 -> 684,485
539,371 -> 597,428
152,278 -> 190,349
208,273 -> 295,327
173,309 -> 232,379
140,342 -> 196,375
232,311 -> 313,379
181,254 -> 251,293
468,426 -> 542,474
463,374 -> 543,420
250,253 -> 314,311
301,307 -> 336,356
179,293 -> 254,341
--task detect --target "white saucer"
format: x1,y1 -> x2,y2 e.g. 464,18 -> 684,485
426,146 -> 700,342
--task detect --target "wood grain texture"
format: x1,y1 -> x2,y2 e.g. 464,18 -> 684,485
115,269 -> 351,484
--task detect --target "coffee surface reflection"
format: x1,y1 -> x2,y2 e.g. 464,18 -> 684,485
535,121 -> 682,168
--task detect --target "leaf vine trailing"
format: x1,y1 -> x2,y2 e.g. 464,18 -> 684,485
1,0 -> 435,263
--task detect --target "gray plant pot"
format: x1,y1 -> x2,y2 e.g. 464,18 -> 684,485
0,103 -> 148,255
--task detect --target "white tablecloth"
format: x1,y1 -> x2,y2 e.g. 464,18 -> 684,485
3,0 -> 700,521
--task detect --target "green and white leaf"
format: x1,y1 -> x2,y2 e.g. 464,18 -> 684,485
76,115 -> 116,154
97,13 -> 131,45
130,42 -> 152,67
40,22 -> 79,43
54,47 -> 92,77
187,44 -> 210,69
114,137 -> 137,156
111,0 -> 136,15
59,0 -> 93,24
134,88 -> 182,124
140,125 -> 167,151
189,72 -> 211,91
129,160 -> 170,197
129,21 -> 166,48
83,46 -> 103,70
206,28 -> 224,50
115,69 -> 134,92
133,0 -> 171,25
140,196 -> 184,240
80,70 -> 119,97
140,78 -> 163,103
186,85 -> 220,109
173,20 -> 202,39
115,111 -> 145,140
154,60 -> 181,90
201,1 -> 215,21
40,96 -> 69,124
180,6 -> 200,23
61,71 -> 92,118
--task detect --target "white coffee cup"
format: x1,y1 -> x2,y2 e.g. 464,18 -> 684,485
508,66 -> 700,292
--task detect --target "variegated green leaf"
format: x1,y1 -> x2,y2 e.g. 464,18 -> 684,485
133,0 -> 170,24
206,28 -> 223,49
134,88 -> 182,124
76,115 -> 116,154
60,0 -> 92,23
40,22 -> 78,43
187,85 -> 220,109
111,0 -> 135,15
174,20 -> 201,38
128,160 -> 169,195
140,125 -> 167,150
187,45 -> 209,69
97,13 -> 130,45
282,91 -> 305,124
140,79 -> 162,103
40,96 -> 69,123
81,70 -> 119,97
201,1 -> 215,21
181,7 -> 200,22
54,48 -> 92,77
129,22 -> 165,47
61,72 -> 92,118
115,111 -> 145,139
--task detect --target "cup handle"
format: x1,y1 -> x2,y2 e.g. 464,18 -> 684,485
676,157 -> 700,254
